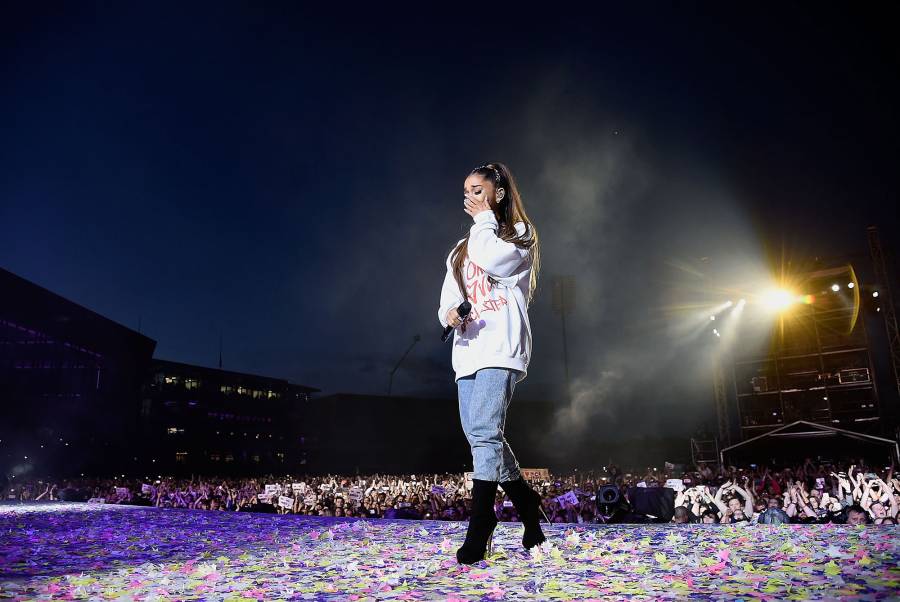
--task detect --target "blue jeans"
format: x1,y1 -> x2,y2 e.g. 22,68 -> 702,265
457,368 -> 522,482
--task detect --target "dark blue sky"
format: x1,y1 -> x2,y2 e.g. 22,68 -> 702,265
2,3 -> 898,442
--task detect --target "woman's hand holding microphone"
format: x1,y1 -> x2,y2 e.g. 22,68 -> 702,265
446,307 -> 464,328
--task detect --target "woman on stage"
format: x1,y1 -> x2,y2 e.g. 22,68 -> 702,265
437,162 -> 545,564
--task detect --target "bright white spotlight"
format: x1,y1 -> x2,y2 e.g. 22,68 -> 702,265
873,291 -> 879,298
710,315 -> 716,321
762,289 -> 796,311
831,284 -> 840,292
847,282 -> 855,289
725,300 -> 734,308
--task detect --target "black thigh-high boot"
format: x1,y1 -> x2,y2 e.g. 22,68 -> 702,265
456,479 -> 499,564
500,476 -> 547,549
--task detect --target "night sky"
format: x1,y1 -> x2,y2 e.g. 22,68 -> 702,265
3,4 -> 898,446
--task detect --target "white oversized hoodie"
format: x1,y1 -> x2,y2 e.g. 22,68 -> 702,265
437,211 -> 533,383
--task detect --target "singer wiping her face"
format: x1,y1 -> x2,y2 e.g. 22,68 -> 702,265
437,162 -> 545,564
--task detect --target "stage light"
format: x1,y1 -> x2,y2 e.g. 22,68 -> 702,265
725,301 -> 734,308
728,297 -> 746,320
831,284 -> 840,292
710,315 -> 716,321
761,289 -> 796,311
847,282 -> 855,289
873,291 -> 879,298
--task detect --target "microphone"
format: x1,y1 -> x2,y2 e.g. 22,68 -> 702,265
441,301 -> 472,342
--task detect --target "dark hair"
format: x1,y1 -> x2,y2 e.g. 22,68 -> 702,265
451,162 -> 540,305
844,504 -> 869,524
673,506 -> 692,523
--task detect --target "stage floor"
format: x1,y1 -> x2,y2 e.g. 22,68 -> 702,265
1,502 -> 898,600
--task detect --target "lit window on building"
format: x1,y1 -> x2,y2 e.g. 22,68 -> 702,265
164,375 -> 180,385
220,385 -> 233,394
175,452 -> 188,463
252,455 -> 260,463
237,386 -> 249,396
276,452 -> 285,461
267,390 -> 280,399
210,454 -> 221,461
224,454 -> 234,462
167,427 -> 185,435
185,378 -> 199,390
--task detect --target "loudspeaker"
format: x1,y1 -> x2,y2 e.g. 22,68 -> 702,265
626,487 -> 675,523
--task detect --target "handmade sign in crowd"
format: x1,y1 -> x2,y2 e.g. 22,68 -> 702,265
115,487 -> 129,496
264,484 -> 281,495
555,490 -> 579,506
520,468 -> 550,481
665,478 -> 685,491
141,484 -> 153,494
278,495 -> 294,510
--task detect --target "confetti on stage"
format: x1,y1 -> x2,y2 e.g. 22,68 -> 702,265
2,503 -> 898,600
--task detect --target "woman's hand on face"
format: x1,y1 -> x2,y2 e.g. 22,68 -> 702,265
446,307 -> 463,328
463,194 -> 492,219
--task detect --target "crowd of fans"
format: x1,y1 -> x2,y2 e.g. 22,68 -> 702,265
3,458 -> 897,526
